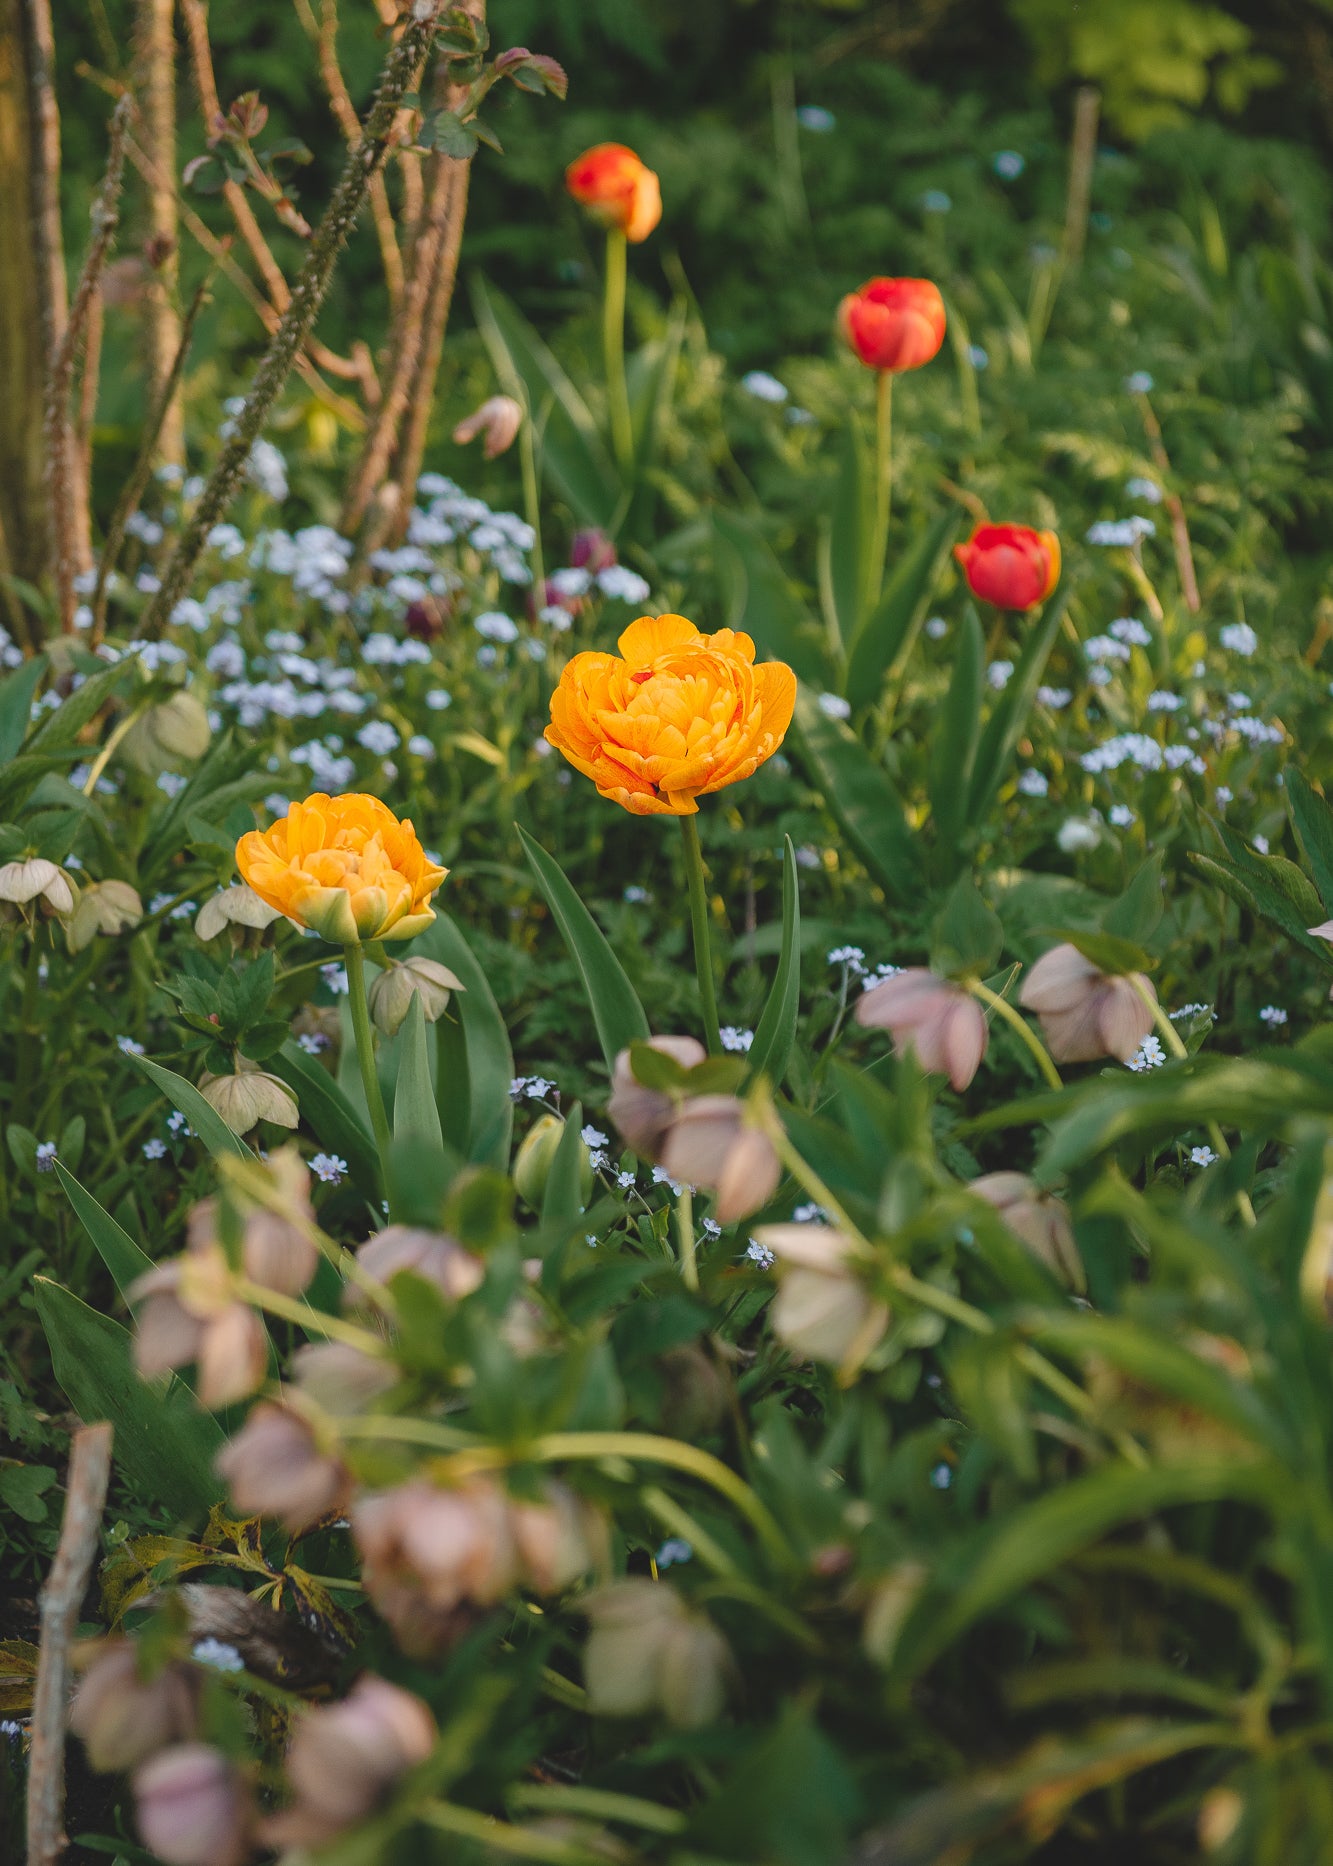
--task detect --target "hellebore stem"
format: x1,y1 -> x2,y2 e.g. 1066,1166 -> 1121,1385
1128,976 -> 1256,1227
603,227 -> 634,473
234,1280 -> 388,1357
867,368 -> 894,611
966,977 -> 1065,1092
676,1183 -> 700,1292
679,815 -> 722,1055
344,941 -> 393,1180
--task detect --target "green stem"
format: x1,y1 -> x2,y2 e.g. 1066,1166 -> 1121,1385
678,814 -> 721,1055
603,227 -> 634,472
867,368 -> 894,610
518,398 -> 545,602
1129,977 -> 1256,1227
509,1786 -> 683,1837
420,1801 -> 600,1865
234,1280 -> 389,1356
966,976 -> 1064,1092
344,941 -> 392,1181
676,1183 -> 699,1292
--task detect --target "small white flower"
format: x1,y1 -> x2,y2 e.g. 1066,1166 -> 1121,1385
616,1169 -> 636,1190
142,1137 -> 167,1160
548,567 -> 590,598
745,1238 -> 776,1269
320,963 -> 349,996
192,1638 -> 245,1673
1259,1005 -> 1288,1028
1220,623 -> 1258,657
1057,817 -> 1100,853
1253,834 -> 1269,855
817,692 -> 852,720
596,566 -> 651,604
623,885 -> 651,905
1126,1035 -> 1166,1072
1110,616 -> 1152,646
1124,477 -> 1163,505
35,1141 -> 58,1172
1109,804 -> 1136,828
791,1202 -> 824,1224
167,1111 -> 192,1136
925,616 -> 948,640
1189,1146 -> 1219,1169
827,945 -> 865,970
310,1152 -> 348,1184
795,105 -> 835,132
1016,769 -> 1048,798
356,720 -> 400,757
720,1026 -> 754,1053
581,1125 -> 610,1149
117,1036 -> 145,1056
740,370 -> 788,404
992,149 -> 1025,178
1085,517 -> 1156,547
1215,786 -> 1233,805
1037,685 -> 1071,709
475,611 -> 519,643
1125,371 -> 1154,394
425,688 -> 453,711
988,660 -> 1014,691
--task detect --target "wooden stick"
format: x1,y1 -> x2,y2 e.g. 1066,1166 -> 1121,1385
303,0 -> 405,305
141,0 -> 446,636
135,0 -> 185,463
25,1423 -> 114,1866
1061,85 -> 1099,270
388,153 -> 470,532
45,96 -> 130,632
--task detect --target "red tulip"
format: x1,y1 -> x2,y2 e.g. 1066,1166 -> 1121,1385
565,143 -> 661,243
837,277 -> 946,373
954,523 -> 1060,611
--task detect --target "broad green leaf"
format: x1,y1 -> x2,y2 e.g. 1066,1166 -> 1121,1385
55,1164 -> 154,1301
541,1100 -> 586,1226
1287,768 -> 1333,911
889,1459 -> 1276,1684
394,992 -> 445,1158
819,425 -> 873,653
1104,851 -> 1166,943
712,510 -> 830,687
966,587 -> 1069,824
0,655 -> 47,765
518,826 -> 650,1075
931,875 -> 1003,978
412,915 -> 514,1169
33,1276 -> 223,1523
1190,824 -> 1331,960
789,687 -> 922,902
127,1053 -> 252,1161
843,507 -> 960,711
1046,926 -> 1154,975
747,836 -> 801,1088
272,1041 -> 382,1205
926,607 -> 983,860
471,276 -> 619,527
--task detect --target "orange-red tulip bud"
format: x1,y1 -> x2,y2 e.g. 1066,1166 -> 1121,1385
837,277 -> 946,373
953,523 -> 1061,612
565,143 -> 661,243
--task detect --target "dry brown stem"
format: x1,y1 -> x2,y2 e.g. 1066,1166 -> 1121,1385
1061,84 -> 1100,270
25,1422 -> 114,1866
135,0 -> 185,462
46,96 -> 131,632
1135,390 -> 1201,615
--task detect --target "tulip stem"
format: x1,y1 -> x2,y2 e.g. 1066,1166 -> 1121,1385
966,977 -> 1064,1092
679,815 -> 722,1055
518,395 -> 545,602
868,369 -> 894,611
603,227 -> 634,472
344,942 -> 393,1181
1127,977 -> 1256,1226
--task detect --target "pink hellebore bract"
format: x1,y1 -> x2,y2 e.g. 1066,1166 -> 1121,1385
855,968 -> 988,1090
1018,942 -> 1157,1064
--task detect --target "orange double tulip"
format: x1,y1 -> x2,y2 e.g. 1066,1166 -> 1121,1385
546,614 -> 796,816
236,794 -> 447,944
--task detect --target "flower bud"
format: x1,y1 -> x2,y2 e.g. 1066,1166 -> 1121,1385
755,1224 -> 890,1366
198,1065 -> 299,1136
122,691 -> 212,774
350,1226 -> 484,1306
971,1171 -> 1084,1291
195,885 -> 282,941
511,1482 -> 607,1594
1018,943 -> 1156,1064
513,1113 -> 594,1209
71,1642 -> 199,1772
452,394 -> 524,461
215,1402 -> 351,1534
0,856 -> 74,917
367,956 -> 464,1037
264,1675 -> 435,1849
66,878 -> 143,952
570,529 -> 617,574
856,969 -> 988,1091
607,1035 -> 707,1161
582,1580 -> 729,1727
133,1743 -> 252,1866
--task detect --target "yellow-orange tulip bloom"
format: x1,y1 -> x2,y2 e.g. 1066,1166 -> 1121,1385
545,614 -> 796,816
565,143 -> 661,244
236,794 -> 447,945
